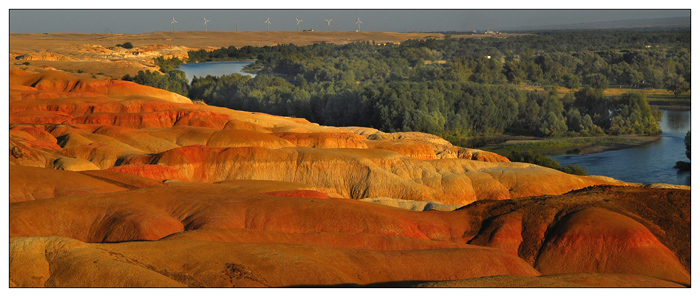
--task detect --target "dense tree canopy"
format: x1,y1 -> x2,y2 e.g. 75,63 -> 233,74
122,69 -> 189,97
131,29 -> 685,139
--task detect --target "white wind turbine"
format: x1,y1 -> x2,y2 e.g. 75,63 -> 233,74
236,19 -> 239,31
355,17 -> 363,32
325,19 -> 332,31
265,17 -> 271,31
171,17 -> 178,32
203,17 -> 210,31
296,18 -> 303,31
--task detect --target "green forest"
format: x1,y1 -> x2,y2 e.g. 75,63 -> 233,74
124,30 -> 689,140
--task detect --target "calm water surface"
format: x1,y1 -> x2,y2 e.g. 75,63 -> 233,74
552,109 -> 691,186
176,61 -> 256,82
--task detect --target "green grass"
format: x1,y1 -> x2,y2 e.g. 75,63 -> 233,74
647,93 -> 691,105
482,136 -> 658,156
647,93 -> 690,100
506,150 -> 588,175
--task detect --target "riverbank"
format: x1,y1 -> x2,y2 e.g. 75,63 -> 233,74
575,135 -> 662,155
651,104 -> 691,111
645,91 -> 690,110
477,134 -> 662,156
551,109 -> 690,186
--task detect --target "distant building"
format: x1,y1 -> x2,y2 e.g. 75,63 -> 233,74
484,29 -> 494,34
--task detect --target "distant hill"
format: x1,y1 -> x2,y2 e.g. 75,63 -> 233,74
506,17 -> 690,31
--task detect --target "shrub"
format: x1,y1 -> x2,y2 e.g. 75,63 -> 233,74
561,164 -> 588,176
116,42 -> 134,49
508,150 -> 587,176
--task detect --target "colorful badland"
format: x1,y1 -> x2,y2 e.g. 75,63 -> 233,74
8,31 -> 691,288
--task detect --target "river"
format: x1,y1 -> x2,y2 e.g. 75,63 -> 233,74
176,60 -> 256,82
552,109 -> 691,186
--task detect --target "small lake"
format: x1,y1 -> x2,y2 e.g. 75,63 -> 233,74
552,109 -> 691,186
176,61 -> 256,82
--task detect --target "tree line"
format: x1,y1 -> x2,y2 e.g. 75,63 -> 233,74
185,74 -> 661,137
182,29 -> 690,91
124,29 -> 687,139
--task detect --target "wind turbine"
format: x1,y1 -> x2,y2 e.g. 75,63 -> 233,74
203,17 -> 210,31
265,17 -> 271,31
355,17 -> 363,32
325,19 -> 332,31
296,18 -> 303,31
171,17 -> 178,32
236,19 -> 239,31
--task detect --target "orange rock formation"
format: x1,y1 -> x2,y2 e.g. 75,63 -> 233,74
9,70 -> 690,287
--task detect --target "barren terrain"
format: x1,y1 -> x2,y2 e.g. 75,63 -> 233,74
10,31 -> 454,79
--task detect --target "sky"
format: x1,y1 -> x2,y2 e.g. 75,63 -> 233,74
8,8 -> 690,34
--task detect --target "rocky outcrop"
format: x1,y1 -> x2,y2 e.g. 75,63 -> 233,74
52,157 -> 101,171
462,186 -> 691,286
9,70 -> 689,288
273,132 -> 368,149
106,164 -> 189,182
9,237 -> 187,288
9,165 -> 162,202
8,70 -> 622,205
8,178 -> 690,287
10,69 -> 191,104
363,131 -> 510,162
411,273 -> 686,288
9,235 -> 540,288
534,208 -> 689,284
9,180 -> 469,242
116,144 -> 612,204
358,197 -> 463,211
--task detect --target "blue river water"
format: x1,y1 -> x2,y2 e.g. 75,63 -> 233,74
552,109 -> 691,186
176,60 -> 256,82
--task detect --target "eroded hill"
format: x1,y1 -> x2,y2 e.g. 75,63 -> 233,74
8,70 -> 690,287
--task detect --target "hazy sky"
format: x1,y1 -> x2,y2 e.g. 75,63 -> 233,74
9,9 -> 690,34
